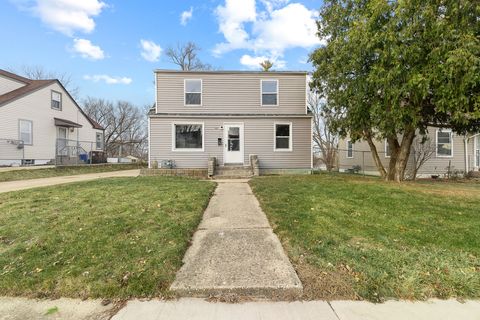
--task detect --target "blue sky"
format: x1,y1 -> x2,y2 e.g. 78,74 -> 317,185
0,0 -> 323,106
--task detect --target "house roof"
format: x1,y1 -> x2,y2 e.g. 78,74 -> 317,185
0,69 -> 104,131
154,69 -> 308,75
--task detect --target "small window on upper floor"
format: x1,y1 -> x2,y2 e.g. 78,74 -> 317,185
51,90 -> 62,110
261,80 -> 278,106
184,79 -> 202,106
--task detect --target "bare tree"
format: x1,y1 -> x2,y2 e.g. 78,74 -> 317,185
309,90 -> 338,171
83,97 -> 148,159
8,65 -> 80,99
260,60 -> 273,71
165,42 -> 212,71
410,137 -> 436,180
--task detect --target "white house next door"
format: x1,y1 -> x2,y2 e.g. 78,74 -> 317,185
224,123 -> 244,164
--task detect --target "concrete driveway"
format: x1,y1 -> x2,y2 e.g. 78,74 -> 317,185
0,169 -> 140,194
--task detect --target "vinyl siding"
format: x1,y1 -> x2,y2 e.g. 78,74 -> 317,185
0,82 -> 102,161
338,128 -> 477,175
156,72 -> 307,115
0,75 -> 25,95
150,117 -> 312,169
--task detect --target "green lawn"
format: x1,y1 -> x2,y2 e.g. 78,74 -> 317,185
250,173 -> 480,301
0,164 -> 144,182
0,177 -> 215,299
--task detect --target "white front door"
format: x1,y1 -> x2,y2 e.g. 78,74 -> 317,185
224,123 -> 244,164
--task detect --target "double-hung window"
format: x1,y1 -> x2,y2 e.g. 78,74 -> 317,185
184,79 -> 202,106
385,139 -> 391,158
96,132 -> 104,150
346,140 -> 353,158
173,123 -> 204,151
261,80 -> 278,106
274,123 -> 292,151
51,90 -> 62,110
436,129 -> 453,157
19,119 -> 33,145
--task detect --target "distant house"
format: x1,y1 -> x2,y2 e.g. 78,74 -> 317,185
338,128 -> 480,177
0,69 -> 104,166
148,70 -> 313,175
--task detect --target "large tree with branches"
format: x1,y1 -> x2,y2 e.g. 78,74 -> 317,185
165,42 -> 212,71
310,0 -> 479,181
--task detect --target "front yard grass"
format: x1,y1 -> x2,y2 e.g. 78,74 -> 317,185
250,173 -> 480,301
0,176 -> 215,299
0,163 -> 144,182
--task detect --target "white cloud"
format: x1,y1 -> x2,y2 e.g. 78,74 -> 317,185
214,0 -> 257,54
72,38 -> 105,60
214,1 -> 322,61
83,74 -> 132,85
240,54 -> 286,69
180,7 -> 193,26
140,39 -> 161,62
16,0 -> 106,36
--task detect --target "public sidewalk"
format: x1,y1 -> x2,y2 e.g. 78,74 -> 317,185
112,298 -> 480,320
0,169 -> 140,193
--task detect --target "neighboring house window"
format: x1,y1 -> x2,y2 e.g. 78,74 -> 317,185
261,80 -> 278,106
96,132 -> 104,150
274,123 -> 292,151
436,129 -> 453,157
173,123 -> 204,151
19,119 -> 33,145
51,90 -> 62,110
385,139 -> 391,158
346,140 -> 353,158
184,79 -> 202,106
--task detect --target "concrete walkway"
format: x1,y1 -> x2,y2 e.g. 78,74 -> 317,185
170,180 -> 302,298
0,169 -> 140,193
112,298 -> 480,320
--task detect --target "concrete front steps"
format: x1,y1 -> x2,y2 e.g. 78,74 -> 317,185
213,165 -> 253,179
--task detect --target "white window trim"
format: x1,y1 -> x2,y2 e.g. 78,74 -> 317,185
261,79 -> 279,107
96,132 -> 104,150
51,90 -> 62,110
273,122 -> 293,152
436,129 -> 453,158
171,121 -> 205,152
384,139 -> 391,158
18,119 -> 33,145
184,79 -> 202,107
346,139 -> 353,158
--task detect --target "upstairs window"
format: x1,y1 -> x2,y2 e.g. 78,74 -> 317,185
274,123 -> 292,151
19,119 -> 33,145
261,80 -> 278,106
184,79 -> 202,106
436,129 -> 453,157
173,123 -> 204,151
346,140 -> 353,158
51,90 -> 62,110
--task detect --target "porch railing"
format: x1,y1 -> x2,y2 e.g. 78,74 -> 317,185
55,138 -> 105,166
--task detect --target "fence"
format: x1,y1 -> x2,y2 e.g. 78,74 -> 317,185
0,138 -> 25,166
55,138 -> 106,166
314,148 -> 476,179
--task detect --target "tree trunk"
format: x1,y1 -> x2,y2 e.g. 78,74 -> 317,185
365,132 -> 387,179
392,128 -> 416,182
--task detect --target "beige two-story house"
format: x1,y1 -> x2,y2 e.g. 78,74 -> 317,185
148,70 -> 313,174
0,69 -> 104,166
